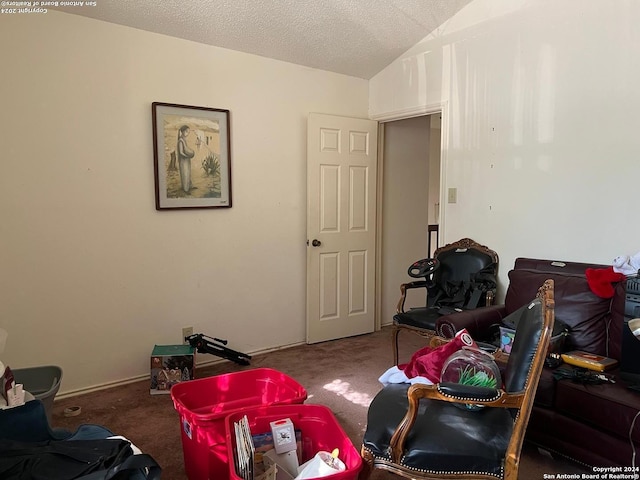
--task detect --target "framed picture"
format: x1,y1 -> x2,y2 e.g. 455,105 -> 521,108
152,102 -> 232,210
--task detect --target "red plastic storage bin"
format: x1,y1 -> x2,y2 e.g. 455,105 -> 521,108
226,404 -> 362,480
171,367 -> 307,480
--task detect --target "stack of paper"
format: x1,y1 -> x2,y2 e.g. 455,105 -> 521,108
234,415 -> 255,480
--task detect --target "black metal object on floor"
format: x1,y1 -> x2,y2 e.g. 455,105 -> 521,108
185,334 -> 252,365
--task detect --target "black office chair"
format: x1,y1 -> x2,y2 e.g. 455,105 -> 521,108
392,238 -> 499,364
362,280 -> 555,480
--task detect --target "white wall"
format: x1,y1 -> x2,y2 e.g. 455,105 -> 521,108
370,0 -> 640,296
428,116 -> 441,228
380,117 -> 430,325
0,11 -> 368,394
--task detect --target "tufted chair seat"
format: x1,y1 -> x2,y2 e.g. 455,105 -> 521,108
361,280 -> 555,480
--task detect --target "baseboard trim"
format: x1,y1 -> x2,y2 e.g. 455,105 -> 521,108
55,340 -> 306,400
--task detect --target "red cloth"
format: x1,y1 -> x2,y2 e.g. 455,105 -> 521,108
585,267 -> 626,298
400,329 -> 477,383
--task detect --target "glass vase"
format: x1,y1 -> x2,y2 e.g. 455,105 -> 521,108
441,346 -> 501,387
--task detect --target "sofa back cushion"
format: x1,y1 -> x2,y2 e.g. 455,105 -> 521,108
505,268 -> 612,356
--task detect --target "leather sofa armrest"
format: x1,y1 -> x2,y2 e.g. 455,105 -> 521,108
436,305 -> 507,340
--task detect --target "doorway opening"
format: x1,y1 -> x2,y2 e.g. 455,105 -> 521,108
378,113 -> 442,329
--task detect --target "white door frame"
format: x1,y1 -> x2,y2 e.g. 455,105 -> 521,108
371,102 -> 449,330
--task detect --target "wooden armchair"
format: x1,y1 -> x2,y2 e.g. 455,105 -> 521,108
363,279 -> 555,480
392,238 -> 499,364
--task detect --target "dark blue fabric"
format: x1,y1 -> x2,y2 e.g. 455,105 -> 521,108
0,437 -> 133,479
0,400 -> 71,441
68,425 -> 149,480
0,400 -> 151,480
68,424 -> 117,440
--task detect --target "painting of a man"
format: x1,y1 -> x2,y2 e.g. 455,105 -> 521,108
162,116 -> 222,200
177,125 -> 195,193
153,102 -> 231,209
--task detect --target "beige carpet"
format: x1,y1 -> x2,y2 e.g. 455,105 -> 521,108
50,326 -> 590,479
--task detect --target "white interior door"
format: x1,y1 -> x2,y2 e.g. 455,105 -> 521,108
306,113 -> 378,343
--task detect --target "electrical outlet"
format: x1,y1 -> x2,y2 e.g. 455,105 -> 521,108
182,326 -> 193,344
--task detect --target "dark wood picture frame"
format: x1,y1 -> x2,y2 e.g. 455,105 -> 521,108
152,102 -> 232,210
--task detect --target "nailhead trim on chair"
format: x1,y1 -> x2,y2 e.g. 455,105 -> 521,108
363,446 -> 504,479
436,385 -> 502,403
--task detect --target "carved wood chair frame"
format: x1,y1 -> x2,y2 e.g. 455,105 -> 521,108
365,280 -> 555,480
392,238 -> 499,365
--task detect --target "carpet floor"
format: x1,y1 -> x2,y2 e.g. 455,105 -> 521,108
50,327 -> 591,479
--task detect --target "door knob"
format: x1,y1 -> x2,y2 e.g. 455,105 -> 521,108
312,239 -> 322,247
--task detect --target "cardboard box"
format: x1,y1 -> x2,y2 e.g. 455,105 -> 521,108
150,344 -> 195,394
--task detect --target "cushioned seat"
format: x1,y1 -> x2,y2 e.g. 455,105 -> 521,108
554,376 -> 640,443
363,384 -> 514,477
392,238 -> 498,364
362,280 -> 555,480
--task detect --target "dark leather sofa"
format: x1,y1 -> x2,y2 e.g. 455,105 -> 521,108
436,257 -> 638,468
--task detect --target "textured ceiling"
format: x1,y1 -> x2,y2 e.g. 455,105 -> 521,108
52,0 -> 472,79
